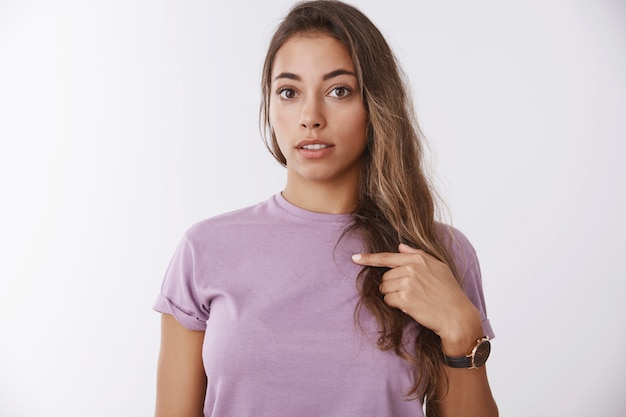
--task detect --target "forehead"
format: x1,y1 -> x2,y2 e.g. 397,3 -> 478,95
271,34 -> 355,78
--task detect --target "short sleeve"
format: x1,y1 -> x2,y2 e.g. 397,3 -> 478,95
153,234 -> 209,331
459,253 -> 494,340
443,226 -> 495,340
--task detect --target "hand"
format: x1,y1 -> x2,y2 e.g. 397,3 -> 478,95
352,243 -> 483,355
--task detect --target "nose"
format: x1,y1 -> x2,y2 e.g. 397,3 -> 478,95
299,97 -> 325,129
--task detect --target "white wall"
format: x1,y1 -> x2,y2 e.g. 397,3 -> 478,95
1,0 -> 624,415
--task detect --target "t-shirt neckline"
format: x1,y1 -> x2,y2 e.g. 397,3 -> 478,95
273,192 -> 354,223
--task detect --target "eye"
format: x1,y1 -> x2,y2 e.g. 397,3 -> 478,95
278,87 -> 297,100
328,86 -> 352,98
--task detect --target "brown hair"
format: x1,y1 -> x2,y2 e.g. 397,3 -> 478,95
260,1 -> 459,414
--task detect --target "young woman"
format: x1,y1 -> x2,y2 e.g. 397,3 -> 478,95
154,1 -> 497,416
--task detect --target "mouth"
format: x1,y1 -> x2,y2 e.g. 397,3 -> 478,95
295,139 -> 335,159
296,139 -> 334,150
300,143 -> 332,150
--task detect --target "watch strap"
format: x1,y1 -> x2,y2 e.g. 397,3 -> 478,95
443,336 -> 490,369
443,353 -> 473,368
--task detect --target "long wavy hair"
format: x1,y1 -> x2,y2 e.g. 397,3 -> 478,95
260,1 -> 460,414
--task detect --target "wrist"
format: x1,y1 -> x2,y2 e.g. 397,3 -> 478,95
439,308 -> 483,357
443,335 -> 491,369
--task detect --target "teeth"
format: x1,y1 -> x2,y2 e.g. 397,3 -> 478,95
302,144 -> 329,150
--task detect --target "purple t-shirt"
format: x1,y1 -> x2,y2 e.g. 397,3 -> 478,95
154,194 -> 494,417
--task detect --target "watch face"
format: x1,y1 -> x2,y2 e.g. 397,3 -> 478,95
473,340 -> 491,368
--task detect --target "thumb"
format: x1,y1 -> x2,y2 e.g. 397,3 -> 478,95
398,243 -> 421,254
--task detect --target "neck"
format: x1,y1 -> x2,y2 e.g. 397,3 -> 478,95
282,177 -> 358,214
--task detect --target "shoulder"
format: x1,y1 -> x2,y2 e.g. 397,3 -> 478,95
183,195 -> 281,246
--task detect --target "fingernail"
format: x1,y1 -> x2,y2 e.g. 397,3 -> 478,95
352,254 -> 362,261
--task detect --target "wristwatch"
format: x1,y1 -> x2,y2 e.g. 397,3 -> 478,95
443,336 -> 491,369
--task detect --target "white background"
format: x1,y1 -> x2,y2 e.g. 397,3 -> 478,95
1,0 -> 625,416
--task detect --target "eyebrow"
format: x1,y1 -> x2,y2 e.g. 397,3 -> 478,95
273,69 -> 357,82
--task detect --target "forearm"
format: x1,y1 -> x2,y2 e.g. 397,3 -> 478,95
436,365 -> 498,417
435,314 -> 498,417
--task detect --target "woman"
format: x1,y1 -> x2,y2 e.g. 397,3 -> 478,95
154,1 -> 497,416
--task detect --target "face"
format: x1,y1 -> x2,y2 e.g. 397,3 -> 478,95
269,33 -> 368,189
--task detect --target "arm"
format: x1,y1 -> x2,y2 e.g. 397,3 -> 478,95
155,313 -> 207,417
437,364 -> 497,416
436,314 -> 498,417
352,243 -> 498,417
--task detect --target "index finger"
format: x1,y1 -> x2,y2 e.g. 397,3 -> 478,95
351,252 -> 412,268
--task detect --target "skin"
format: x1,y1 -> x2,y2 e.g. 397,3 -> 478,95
155,314 -> 206,417
352,244 -> 498,416
155,33 -> 497,417
269,33 -> 368,214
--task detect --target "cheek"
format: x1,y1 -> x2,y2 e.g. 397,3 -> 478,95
359,111 -> 368,134
268,105 -> 290,154
349,108 -> 368,141
269,103 -> 288,135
